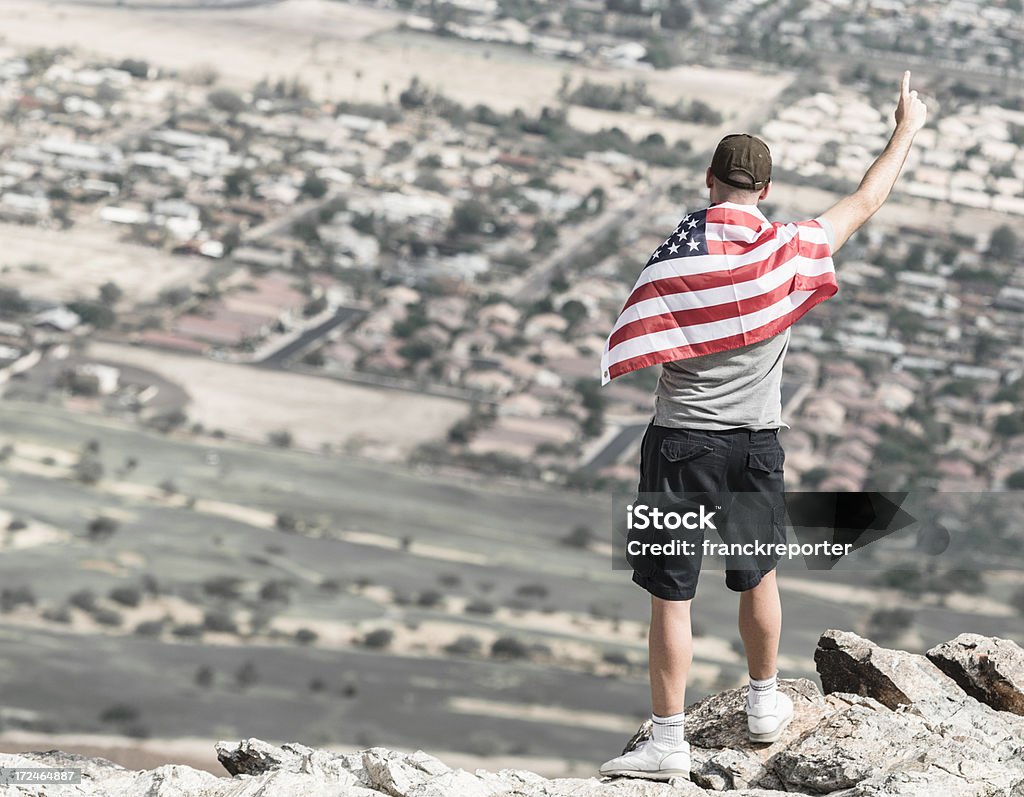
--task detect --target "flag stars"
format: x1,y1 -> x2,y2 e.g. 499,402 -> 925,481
687,239 -> 701,251
686,218 -> 698,229
667,243 -> 680,254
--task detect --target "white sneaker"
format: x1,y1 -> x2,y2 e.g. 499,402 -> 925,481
599,739 -> 690,781
747,689 -> 793,744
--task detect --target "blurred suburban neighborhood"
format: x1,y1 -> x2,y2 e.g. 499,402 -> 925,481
3,0 -> 1024,492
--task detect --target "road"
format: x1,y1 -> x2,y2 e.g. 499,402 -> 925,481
256,305 -> 366,367
512,173 -> 682,302
584,423 -> 646,471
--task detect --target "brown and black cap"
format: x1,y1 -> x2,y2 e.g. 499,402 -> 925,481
710,133 -> 772,191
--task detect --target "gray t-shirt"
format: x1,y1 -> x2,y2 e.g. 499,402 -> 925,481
652,214 -> 835,431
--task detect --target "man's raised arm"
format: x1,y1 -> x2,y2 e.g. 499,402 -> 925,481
821,70 -> 928,254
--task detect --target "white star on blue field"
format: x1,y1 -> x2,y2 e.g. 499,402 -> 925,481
644,208 -> 708,269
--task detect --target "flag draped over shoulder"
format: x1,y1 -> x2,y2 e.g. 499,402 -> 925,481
600,201 -> 837,386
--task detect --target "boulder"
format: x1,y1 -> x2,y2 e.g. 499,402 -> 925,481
814,629 -> 962,710
926,633 -> 1024,716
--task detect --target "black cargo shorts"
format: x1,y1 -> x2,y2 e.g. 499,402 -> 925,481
626,423 -> 787,602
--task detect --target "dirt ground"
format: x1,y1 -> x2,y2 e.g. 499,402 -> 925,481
86,341 -> 468,456
1,0 -> 790,140
0,219 -> 205,305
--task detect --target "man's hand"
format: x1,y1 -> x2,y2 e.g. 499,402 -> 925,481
894,70 -> 927,134
820,70 -> 925,254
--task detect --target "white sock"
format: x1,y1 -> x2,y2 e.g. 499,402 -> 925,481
650,711 -> 685,748
748,673 -> 778,706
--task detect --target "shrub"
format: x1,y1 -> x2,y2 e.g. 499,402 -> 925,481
491,636 -> 530,660
295,628 -> 318,645
867,607 -> 914,643
235,660 -> 258,689
87,516 -> 118,540
443,635 -> 482,656
361,628 -> 393,649
134,619 -> 165,636
561,525 -> 592,548
0,585 -> 36,612
464,599 -> 495,616
516,583 -> 549,599
195,665 -> 214,688
202,610 -> 238,634
42,605 -> 72,624
100,703 -> 139,724
92,608 -> 123,627
109,585 -> 142,607
202,576 -> 244,600
259,580 -> 293,603
602,650 -> 631,666
416,590 -> 444,608
69,589 -> 97,612
172,623 -> 204,639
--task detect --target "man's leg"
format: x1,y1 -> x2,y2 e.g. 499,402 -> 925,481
737,569 -> 780,680
738,569 -> 793,743
600,593 -> 693,779
649,594 -> 693,715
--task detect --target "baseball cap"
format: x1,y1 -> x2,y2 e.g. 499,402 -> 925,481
711,133 -> 772,191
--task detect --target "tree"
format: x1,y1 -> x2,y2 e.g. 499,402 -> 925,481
988,224 -> 1018,260
660,0 -> 694,29
561,525 -> 593,548
194,665 -> 214,688
75,455 -> 104,486
560,299 -> 588,330
208,88 -> 246,114
362,628 -> 394,649
87,516 -> 119,541
491,636 -> 530,659
0,288 -> 29,314
267,430 -> 293,448
224,168 -> 252,198
451,199 -> 489,236
109,585 -> 142,607
67,300 -> 115,329
301,172 -> 328,199
118,58 -> 150,79
99,281 -> 123,305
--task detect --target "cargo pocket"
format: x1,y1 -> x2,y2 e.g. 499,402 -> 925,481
661,437 -> 715,463
747,449 -> 785,474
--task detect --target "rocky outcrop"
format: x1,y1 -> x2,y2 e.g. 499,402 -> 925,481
4,631 -> 1024,797
926,633 -> 1024,716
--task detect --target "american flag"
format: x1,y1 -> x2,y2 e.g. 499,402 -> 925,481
600,201 -> 837,385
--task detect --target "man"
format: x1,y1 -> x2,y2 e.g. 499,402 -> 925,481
598,72 -> 927,781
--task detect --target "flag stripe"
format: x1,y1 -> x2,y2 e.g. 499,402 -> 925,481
600,203 -> 837,385
608,268 -> 836,351
606,287 -> 836,381
619,245 -> 832,316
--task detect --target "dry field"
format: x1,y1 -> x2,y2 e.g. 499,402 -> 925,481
1,0 -> 790,140
87,340 -> 468,455
0,219 -> 205,304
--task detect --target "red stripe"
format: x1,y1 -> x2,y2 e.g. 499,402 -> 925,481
607,283 -> 837,380
624,242 -> 832,313
705,206 -> 768,232
609,273 -> 837,351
